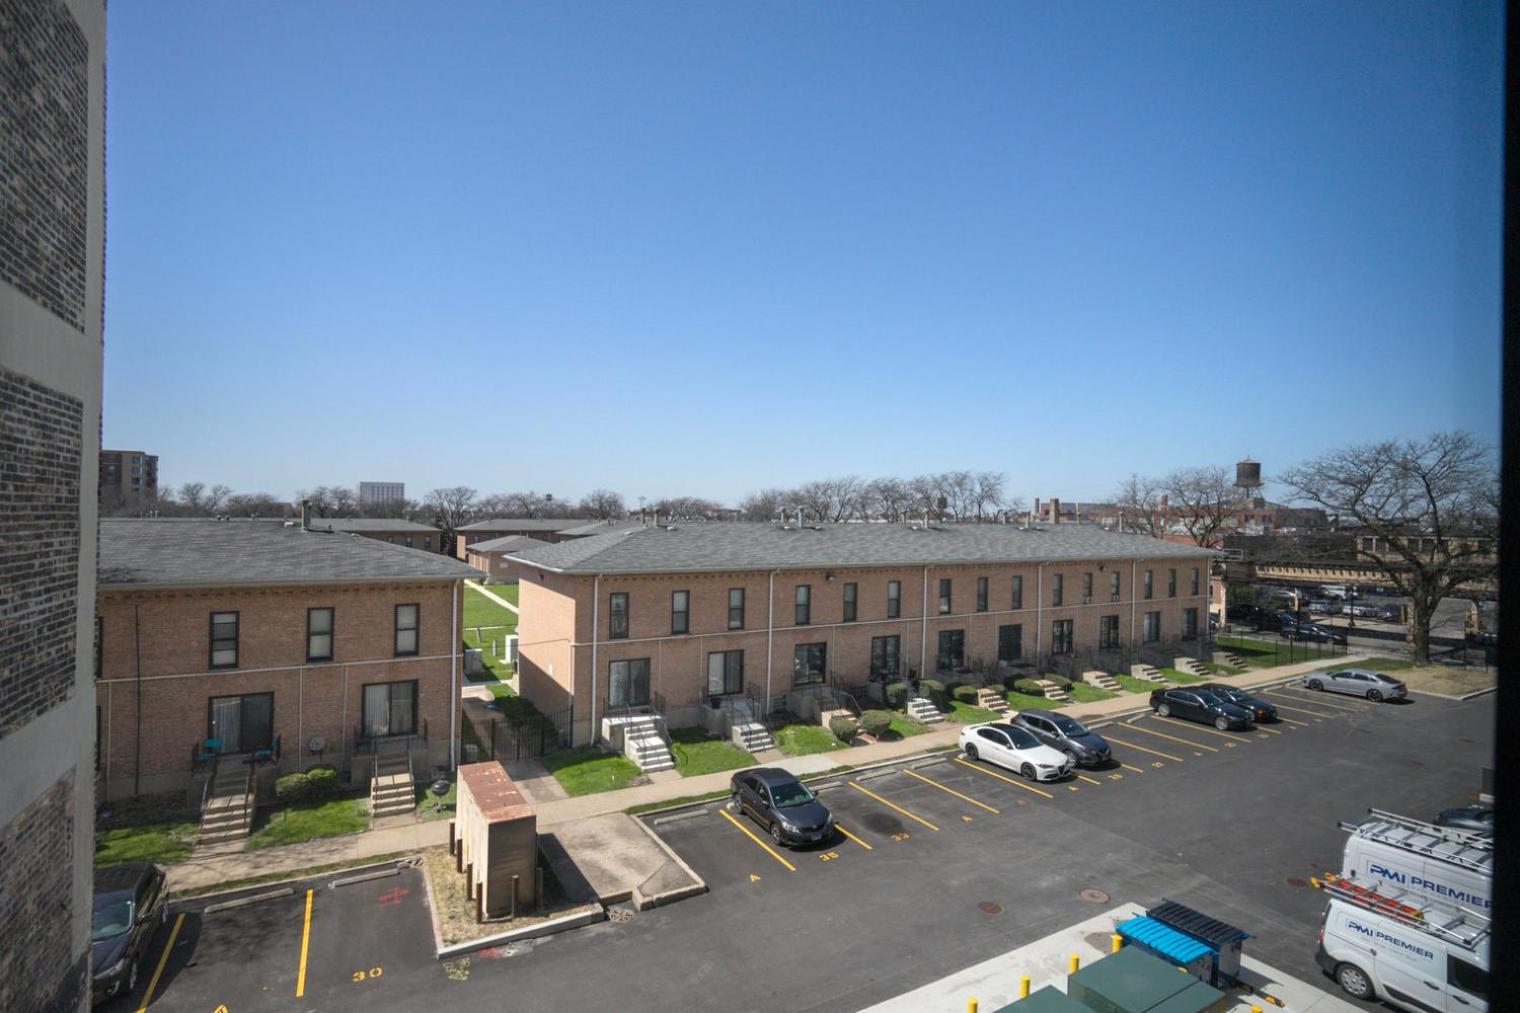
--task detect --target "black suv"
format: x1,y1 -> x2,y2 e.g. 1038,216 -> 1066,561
1197,682 -> 1278,722
1149,687 -> 1253,731
1012,711 -> 1112,768
92,862 -> 168,1005
730,768 -> 833,847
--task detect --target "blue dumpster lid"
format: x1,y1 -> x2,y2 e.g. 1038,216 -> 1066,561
1116,915 -> 1215,963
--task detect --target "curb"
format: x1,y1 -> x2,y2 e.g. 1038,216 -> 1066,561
629,814 -> 708,910
169,854 -> 420,904
434,906 -> 606,959
1408,685 -> 1497,703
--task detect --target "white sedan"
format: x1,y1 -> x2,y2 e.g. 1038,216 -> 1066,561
959,722 -> 1074,782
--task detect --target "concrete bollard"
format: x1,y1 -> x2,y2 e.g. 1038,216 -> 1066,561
1069,953 -> 1080,974
1111,933 -> 1123,953
1019,974 -> 1030,998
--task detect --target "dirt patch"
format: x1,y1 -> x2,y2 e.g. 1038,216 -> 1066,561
1395,664 -> 1495,698
420,845 -> 600,946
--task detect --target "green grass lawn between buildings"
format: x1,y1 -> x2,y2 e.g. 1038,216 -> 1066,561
774,722 -> 845,756
668,727 -> 755,778
94,820 -> 198,868
246,797 -> 369,850
543,747 -> 642,796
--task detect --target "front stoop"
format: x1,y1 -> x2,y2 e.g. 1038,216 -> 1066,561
370,752 -> 417,818
1129,663 -> 1171,687
974,688 -> 1012,717
1032,679 -> 1070,703
1172,657 -> 1209,678
623,716 -> 676,772
731,719 -> 774,754
1220,652 -> 1248,669
1083,670 -> 1122,692
906,696 -> 944,724
197,758 -> 254,847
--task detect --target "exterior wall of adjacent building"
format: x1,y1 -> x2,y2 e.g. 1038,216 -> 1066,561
0,0 -> 106,1007
95,579 -> 462,800
348,527 -> 440,552
516,556 -> 1212,746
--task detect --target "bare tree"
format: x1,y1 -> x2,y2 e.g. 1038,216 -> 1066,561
578,488 -> 625,520
1162,466 -> 1240,547
424,486 -> 478,543
177,482 -> 207,513
225,492 -> 287,518
505,490 -> 556,518
739,488 -> 789,522
651,496 -> 723,520
970,471 -> 1006,522
793,477 -> 863,523
1278,431 -> 1499,662
1111,473 -> 1165,537
862,477 -> 913,522
205,484 -> 232,514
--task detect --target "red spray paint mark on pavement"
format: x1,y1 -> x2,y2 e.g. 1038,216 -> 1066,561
377,886 -> 412,907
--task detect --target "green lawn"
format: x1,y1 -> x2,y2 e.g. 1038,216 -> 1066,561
1067,683 -> 1117,704
463,583 -> 517,632
668,727 -> 756,777
944,700 -> 1005,724
543,747 -> 642,796
1114,675 -> 1161,694
463,628 -> 516,684
774,722 -> 846,756
1347,657 -> 1416,671
246,798 -> 369,850
413,778 -> 458,821
95,820 -> 198,867
483,582 -> 519,605
885,714 -> 929,738
1158,667 -> 1206,685
1201,661 -> 1246,676
1004,690 -> 1066,711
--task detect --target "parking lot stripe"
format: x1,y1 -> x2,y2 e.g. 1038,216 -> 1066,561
1261,692 -> 1345,717
951,757 -> 1055,799
135,911 -> 184,1012
903,768 -> 1000,813
1075,773 -> 1101,785
1100,735 -> 1184,763
1274,713 -> 1310,726
835,823 -> 873,850
1118,762 -> 1146,774
718,808 -> 797,871
1154,717 -> 1252,744
848,781 -> 941,831
1126,723 -> 1220,752
1254,724 -> 1282,735
295,887 -> 313,997
1265,689 -> 1363,712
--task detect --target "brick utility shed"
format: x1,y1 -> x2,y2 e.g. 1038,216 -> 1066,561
455,761 -> 539,917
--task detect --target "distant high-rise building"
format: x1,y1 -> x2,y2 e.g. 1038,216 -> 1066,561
358,481 -> 405,508
0,0 -> 107,1008
99,448 -> 159,507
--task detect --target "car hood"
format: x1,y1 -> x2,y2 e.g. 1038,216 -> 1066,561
91,932 -> 129,976
1214,701 -> 1252,719
1024,744 -> 1071,766
1070,733 -> 1109,753
776,799 -> 831,829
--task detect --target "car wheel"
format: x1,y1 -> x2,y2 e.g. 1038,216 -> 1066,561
1215,716 -> 1230,731
1335,962 -> 1373,1000
964,743 -> 979,761
1020,763 -> 1035,781
1063,750 -> 1078,767
1157,704 -> 1171,718
768,822 -> 783,845
1307,679 -> 1323,691
1367,690 -> 1383,702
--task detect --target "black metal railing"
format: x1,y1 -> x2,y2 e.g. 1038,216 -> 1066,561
353,718 -> 429,755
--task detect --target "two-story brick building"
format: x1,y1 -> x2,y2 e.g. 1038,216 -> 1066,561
306,516 -> 444,553
506,522 -> 1216,746
464,534 -> 553,583
95,518 -> 482,800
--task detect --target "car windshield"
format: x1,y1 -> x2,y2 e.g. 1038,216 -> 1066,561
1006,727 -> 1040,749
770,781 -> 815,808
1213,687 -> 1245,703
91,892 -> 134,941
1047,713 -> 1088,736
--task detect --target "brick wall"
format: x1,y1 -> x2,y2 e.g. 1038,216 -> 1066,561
0,366 -> 83,738
0,772 -> 86,1012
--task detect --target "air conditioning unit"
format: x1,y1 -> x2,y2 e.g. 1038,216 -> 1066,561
1110,594 -> 1121,602
1082,596 -> 1093,604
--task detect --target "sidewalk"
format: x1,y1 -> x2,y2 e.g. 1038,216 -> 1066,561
465,579 -> 518,614
164,652 -> 1361,894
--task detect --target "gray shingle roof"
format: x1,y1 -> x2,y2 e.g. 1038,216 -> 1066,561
306,518 -> 440,533
503,522 -> 1217,575
458,517 -> 589,533
553,519 -> 644,538
99,518 -> 484,589
465,534 -> 553,554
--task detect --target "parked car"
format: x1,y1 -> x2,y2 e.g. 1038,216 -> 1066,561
729,768 -> 833,846
1288,621 -> 1346,644
959,722 -> 1073,782
1011,710 -> 1112,768
1435,806 -> 1493,836
91,862 -> 168,1005
1304,667 -> 1408,701
1149,687 -> 1254,730
1306,599 -> 1342,615
1197,683 -> 1278,723
1226,603 -> 1262,623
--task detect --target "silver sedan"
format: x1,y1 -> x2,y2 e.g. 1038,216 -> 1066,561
1304,667 -> 1407,701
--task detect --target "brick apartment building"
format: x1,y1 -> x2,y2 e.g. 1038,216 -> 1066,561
99,448 -> 159,507
453,516 -> 641,557
305,516 -> 443,552
506,522 -> 1215,746
464,534 -> 552,583
0,0 -> 107,1007
95,519 -> 482,801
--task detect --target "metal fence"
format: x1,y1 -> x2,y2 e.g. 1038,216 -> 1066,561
488,706 -> 571,762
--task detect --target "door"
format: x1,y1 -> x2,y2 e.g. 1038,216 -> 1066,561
1374,945 -> 1448,1013
977,727 -> 1010,765
1022,716 -> 1054,748
208,694 -> 272,753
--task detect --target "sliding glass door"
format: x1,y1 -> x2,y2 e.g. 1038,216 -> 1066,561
207,693 -> 273,754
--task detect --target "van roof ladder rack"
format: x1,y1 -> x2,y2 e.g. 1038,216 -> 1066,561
1338,808 -> 1492,874
1313,873 -> 1489,950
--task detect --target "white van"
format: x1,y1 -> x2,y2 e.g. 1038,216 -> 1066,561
1341,809 -> 1491,915
1316,876 -> 1489,1012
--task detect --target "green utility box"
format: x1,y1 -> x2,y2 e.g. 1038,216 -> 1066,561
993,985 -> 1091,1012
1065,946 -> 1227,1013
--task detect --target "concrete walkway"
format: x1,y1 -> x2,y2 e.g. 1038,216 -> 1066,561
465,579 -> 518,614
165,653 -> 1363,894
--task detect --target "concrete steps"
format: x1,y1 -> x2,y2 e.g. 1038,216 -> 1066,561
197,757 -> 254,846
1084,670 -> 1122,692
974,688 -> 1012,717
1031,679 -> 1070,703
732,720 -> 774,754
1219,652 -> 1248,670
622,717 -> 675,772
1130,663 -> 1171,687
819,707 -> 854,729
1172,657 -> 1209,678
906,696 -> 944,725
370,752 -> 416,818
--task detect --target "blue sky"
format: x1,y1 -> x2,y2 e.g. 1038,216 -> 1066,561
104,2 -> 1504,506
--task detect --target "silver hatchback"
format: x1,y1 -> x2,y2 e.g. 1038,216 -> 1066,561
1304,667 -> 1407,701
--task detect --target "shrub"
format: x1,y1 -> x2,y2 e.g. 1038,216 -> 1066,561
859,710 -> 893,738
1012,678 -> 1045,696
884,681 -> 910,709
952,685 -> 981,704
919,678 -> 947,708
828,716 -> 859,743
305,764 -> 340,798
275,772 -> 312,804
1044,674 -> 1072,690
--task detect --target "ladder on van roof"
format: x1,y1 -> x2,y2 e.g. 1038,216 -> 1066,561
1339,808 -> 1492,875
1314,873 -> 1489,951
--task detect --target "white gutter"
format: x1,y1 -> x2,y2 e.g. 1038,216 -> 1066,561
764,570 -> 777,713
451,580 -> 459,769
590,574 -> 601,745
1131,559 -> 1142,644
919,566 -> 929,678
1035,562 -> 1047,657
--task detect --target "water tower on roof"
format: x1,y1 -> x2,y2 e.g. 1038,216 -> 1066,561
1235,457 -> 1262,493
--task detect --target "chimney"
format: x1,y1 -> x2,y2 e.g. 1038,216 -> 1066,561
300,499 -> 312,530
1160,494 -> 1169,511
1050,497 -> 1061,524
1034,497 -> 1041,518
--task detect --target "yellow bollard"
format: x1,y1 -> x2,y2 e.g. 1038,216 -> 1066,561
967,999 -> 978,1013
1251,1007 -> 1263,1013
1069,953 -> 1080,974
1019,974 -> 1030,998
1111,933 -> 1123,953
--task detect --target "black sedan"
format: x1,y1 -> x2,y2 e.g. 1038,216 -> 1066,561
1149,687 -> 1254,731
730,767 -> 834,847
1198,682 -> 1279,723
92,862 -> 168,1005
1012,710 -> 1113,768
1435,806 -> 1493,836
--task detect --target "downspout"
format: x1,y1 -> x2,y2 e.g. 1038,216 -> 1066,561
133,604 -> 142,798
765,570 -> 776,714
590,574 -> 600,745
451,581 -> 460,769
1035,563 -> 1046,659
1131,559 -> 1141,645
919,566 -> 929,678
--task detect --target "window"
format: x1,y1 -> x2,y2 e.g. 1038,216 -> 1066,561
671,590 -> 689,635
361,681 -> 417,737
424,537 -> 433,551
208,692 -> 272,753
887,580 -> 901,619
1183,608 -> 1199,638
936,629 -> 965,670
870,636 -> 900,679
608,658 -> 651,708
795,585 -> 811,625
1100,615 -> 1121,649
210,612 -> 239,668
1360,536 -> 1374,551
728,588 -> 745,630
609,592 -> 629,639
1082,572 -> 1093,602
975,576 -> 988,612
1144,611 -> 1161,642
1110,572 -> 1120,601
1011,575 -> 1023,610
793,643 -> 827,685
1191,567 -> 1200,596
307,608 -> 333,662
1448,956 -> 1489,1001
1168,568 -> 1177,598
707,650 -> 743,697
404,537 -> 413,548
997,624 -> 1022,663
842,582 -> 857,622
938,578 -> 952,615
1143,570 -> 1153,600
394,604 -> 419,656
1051,619 -> 1074,655
1051,573 -> 1063,607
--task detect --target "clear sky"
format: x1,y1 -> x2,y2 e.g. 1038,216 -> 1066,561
103,2 -> 1504,506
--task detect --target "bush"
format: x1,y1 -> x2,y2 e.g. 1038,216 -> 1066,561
305,764 -> 340,798
275,772 -> 312,804
859,710 -> 893,738
828,716 -> 859,743
1044,674 -> 1072,690
919,678 -> 947,707
1012,678 -> 1045,696
884,681 -> 910,709
952,685 -> 981,704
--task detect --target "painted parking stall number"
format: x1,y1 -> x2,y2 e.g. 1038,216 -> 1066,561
890,832 -> 910,842
818,851 -> 841,862
353,966 -> 383,983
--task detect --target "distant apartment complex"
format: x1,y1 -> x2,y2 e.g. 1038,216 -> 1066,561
0,0 -> 107,1007
454,516 -> 637,557
464,534 -> 552,583
99,448 -> 159,507
303,516 -> 443,553
358,481 -> 405,508
506,522 -> 1214,746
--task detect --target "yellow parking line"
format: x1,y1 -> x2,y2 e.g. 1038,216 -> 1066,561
1266,689 -> 1362,712
1118,762 -> 1145,774
835,822 -> 873,850
1127,723 -> 1220,752
1101,734 -> 1184,763
719,807 -> 797,871
848,781 -> 940,831
1076,774 -> 1102,786
904,767 -> 1000,813
1274,713 -> 1311,726
295,888 -> 313,997
1155,717 -> 1251,744
1259,698 -> 1332,719
135,912 -> 184,1012
952,756 -> 1055,799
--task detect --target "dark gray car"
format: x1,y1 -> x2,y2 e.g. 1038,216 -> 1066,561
92,862 -> 167,1005
730,767 -> 833,847
1012,711 -> 1112,768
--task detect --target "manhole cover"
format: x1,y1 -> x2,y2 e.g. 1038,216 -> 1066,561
1285,877 -> 1308,888
1079,888 -> 1110,904
978,901 -> 1003,915
609,908 -> 635,924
